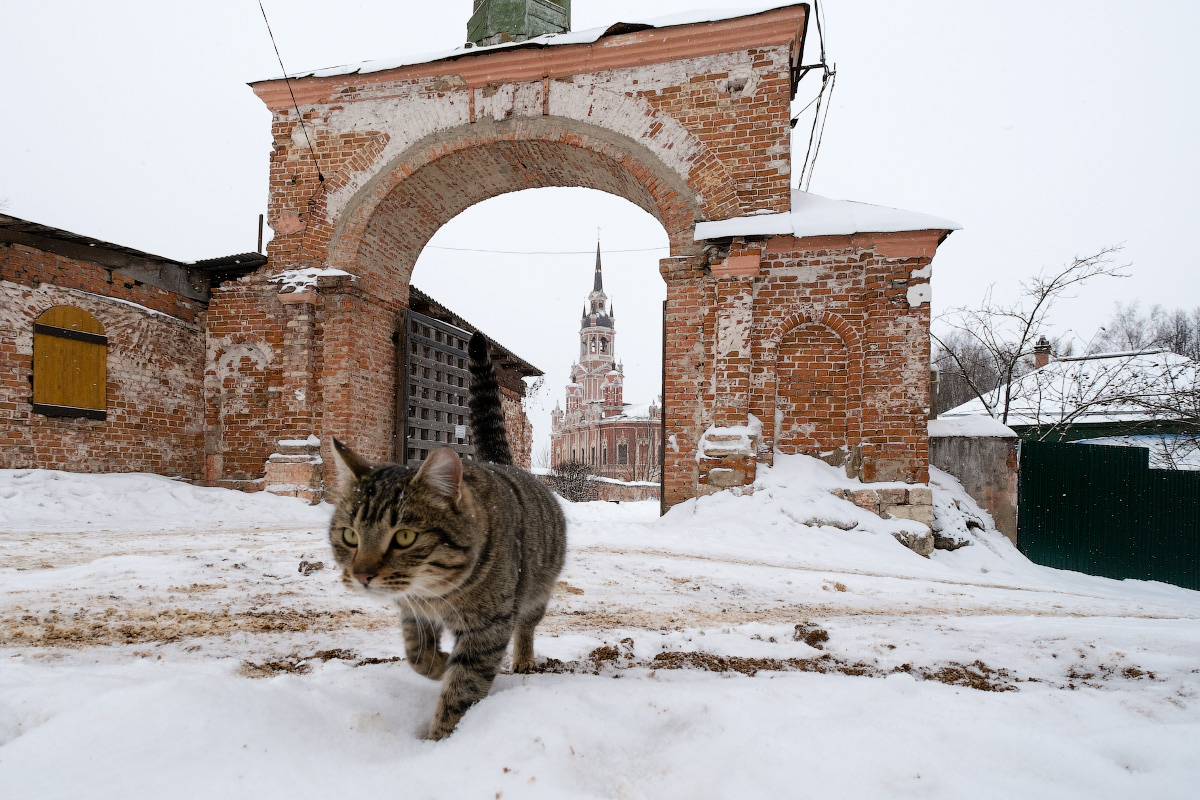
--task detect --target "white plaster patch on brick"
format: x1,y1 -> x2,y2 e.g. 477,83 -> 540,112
475,82 -> 543,121
764,264 -> 822,283
322,93 -> 473,220
548,82 -> 701,177
906,283 -> 931,307
715,307 -> 752,358
21,284 -> 199,329
290,124 -> 312,151
720,65 -> 760,100
910,264 -> 932,280
574,47 -> 786,95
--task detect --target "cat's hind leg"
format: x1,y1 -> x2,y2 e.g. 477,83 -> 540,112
512,603 -> 548,674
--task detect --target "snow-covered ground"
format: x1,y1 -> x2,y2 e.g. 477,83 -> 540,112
1,458 -> 1198,798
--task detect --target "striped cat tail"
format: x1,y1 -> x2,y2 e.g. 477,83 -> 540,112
467,331 -> 514,466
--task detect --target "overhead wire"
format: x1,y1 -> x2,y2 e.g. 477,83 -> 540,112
804,69 -> 837,190
796,0 -> 836,190
258,1 -> 326,197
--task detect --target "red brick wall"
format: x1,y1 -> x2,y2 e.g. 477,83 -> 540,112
1,243 -> 205,477
203,278 -> 284,489
749,232 -> 938,485
500,387 -> 533,470
776,323 -> 850,455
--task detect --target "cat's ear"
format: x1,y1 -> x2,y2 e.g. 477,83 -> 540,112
330,438 -> 371,492
414,447 -> 463,504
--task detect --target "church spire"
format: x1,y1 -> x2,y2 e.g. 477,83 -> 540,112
593,240 -> 604,292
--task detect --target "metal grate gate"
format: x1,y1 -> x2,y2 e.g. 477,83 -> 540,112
397,309 -> 474,466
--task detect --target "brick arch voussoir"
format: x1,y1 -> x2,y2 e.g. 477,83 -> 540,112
767,308 -> 861,353
327,119 -> 731,275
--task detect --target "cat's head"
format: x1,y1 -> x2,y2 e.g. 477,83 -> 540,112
327,439 -> 478,600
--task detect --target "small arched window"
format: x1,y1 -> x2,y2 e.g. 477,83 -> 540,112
33,306 -> 107,420
600,337 -> 608,353
580,340 -> 586,356
590,338 -> 597,353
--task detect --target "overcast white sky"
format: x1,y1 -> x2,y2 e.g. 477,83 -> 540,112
3,1 -> 1198,455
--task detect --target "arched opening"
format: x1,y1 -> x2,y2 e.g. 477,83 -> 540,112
321,124 -> 696,483
408,185 -> 668,483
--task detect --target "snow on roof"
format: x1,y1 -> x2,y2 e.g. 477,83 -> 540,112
694,189 -> 962,241
929,416 -> 1017,439
610,402 -> 657,420
270,3 -> 806,82
941,350 -> 1198,427
1076,435 -> 1200,471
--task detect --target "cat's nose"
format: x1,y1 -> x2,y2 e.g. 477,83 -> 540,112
354,572 -> 375,586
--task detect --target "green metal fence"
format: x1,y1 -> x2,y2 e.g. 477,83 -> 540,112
1017,440 -> 1200,590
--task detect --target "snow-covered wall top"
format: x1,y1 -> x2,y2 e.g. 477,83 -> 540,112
694,189 -> 962,241
929,416 -> 1017,439
267,2 -> 806,81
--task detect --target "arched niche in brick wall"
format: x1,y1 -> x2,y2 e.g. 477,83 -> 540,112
764,309 -> 863,459
206,342 -> 273,484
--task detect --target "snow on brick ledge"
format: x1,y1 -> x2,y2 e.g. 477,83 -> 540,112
268,268 -> 354,293
694,189 -> 961,241
929,416 -> 1017,438
698,414 -> 764,461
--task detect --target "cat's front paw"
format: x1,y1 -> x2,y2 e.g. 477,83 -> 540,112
512,657 -> 536,674
421,718 -> 456,741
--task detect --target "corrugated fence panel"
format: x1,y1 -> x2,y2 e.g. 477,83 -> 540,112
1018,440 -> 1200,590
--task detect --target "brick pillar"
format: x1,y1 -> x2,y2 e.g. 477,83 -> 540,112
263,289 -> 323,503
709,252 -> 760,426
660,256 -> 709,509
317,275 -> 399,499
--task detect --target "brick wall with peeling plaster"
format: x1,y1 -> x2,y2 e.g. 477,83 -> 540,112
0,7 -> 953,516
0,243 -> 206,477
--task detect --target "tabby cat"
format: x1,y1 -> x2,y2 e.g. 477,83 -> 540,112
328,331 -> 566,740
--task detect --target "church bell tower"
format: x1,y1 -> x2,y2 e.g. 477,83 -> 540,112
572,241 -> 623,413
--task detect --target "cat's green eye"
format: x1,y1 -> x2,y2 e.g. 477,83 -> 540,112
342,528 -> 359,547
393,528 -> 417,549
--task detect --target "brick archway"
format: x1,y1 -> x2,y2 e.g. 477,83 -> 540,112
206,5 -> 950,504
325,117 -> 717,308
311,120 -> 715,467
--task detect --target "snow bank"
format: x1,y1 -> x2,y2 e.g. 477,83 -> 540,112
2,455 -> 1200,798
0,469 -> 332,531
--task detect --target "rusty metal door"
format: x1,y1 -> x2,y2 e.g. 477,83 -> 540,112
397,309 -> 474,466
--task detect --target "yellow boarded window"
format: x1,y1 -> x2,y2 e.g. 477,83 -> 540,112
32,306 -> 107,420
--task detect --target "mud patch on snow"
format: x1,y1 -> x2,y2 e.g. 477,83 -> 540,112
241,647 -> 363,678
4,606 -> 392,648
